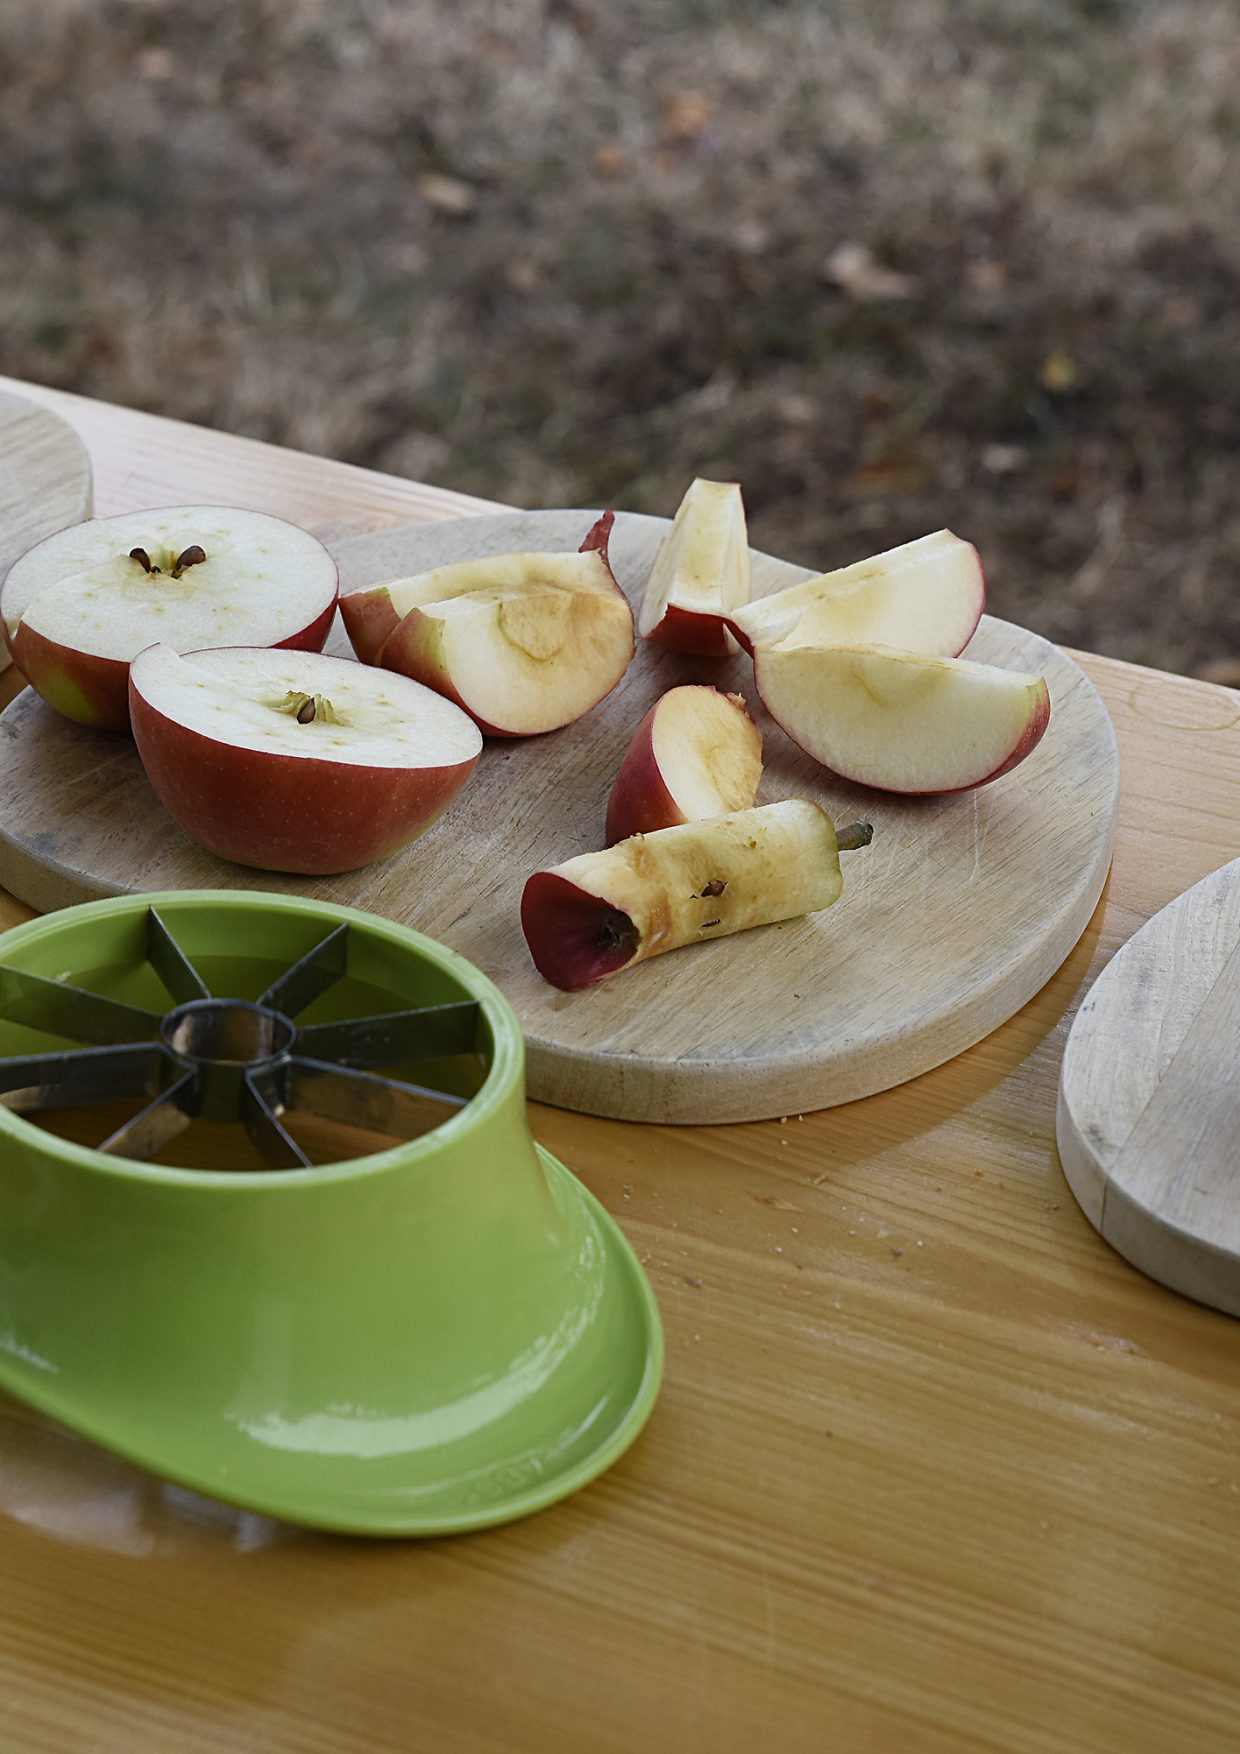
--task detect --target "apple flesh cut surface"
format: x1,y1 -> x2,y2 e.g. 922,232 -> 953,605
638,478 -> 751,657
727,529 -> 984,658
522,799 -> 872,991
129,644 -> 481,875
360,515 -> 634,737
605,686 -> 763,844
753,642 -> 1050,794
340,511 -> 621,668
1,507 -> 338,733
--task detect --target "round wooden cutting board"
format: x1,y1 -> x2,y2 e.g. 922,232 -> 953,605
0,389 -> 94,674
1058,857 -> 1240,1318
0,510 -> 1119,1123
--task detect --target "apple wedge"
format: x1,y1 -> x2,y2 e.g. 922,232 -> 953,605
521,800 -> 872,991
340,511 -> 621,667
605,686 -> 762,844
638,478 -> 750,657
2,507 -> 339,733
129,644 -> 481,874
728,530 -> 984,658
753,642 -> 1050,794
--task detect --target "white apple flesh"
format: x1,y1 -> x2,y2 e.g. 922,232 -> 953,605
2,507 -> 338,732
340,510 -> 622,668
638,478 -> 751,657
522,799 -> 870,991
753,642 -> 1050,794
728,529 -> 984,657
363,513 -> 634,736
605,686 -> 763,844
129,644 -> 481,874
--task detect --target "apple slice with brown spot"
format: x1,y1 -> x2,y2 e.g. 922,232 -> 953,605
754,641 -> 1050,794
605,686 -> 763,844
521,800 -> 872,991
370,515 -> 634,736
728,529 -> 984,658
638,479 -> 750,657
340,512 -> 621,667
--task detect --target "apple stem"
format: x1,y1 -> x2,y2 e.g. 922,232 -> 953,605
837,820 -> 874,852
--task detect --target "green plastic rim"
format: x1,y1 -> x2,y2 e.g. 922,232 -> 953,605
0,891 -> 663,1535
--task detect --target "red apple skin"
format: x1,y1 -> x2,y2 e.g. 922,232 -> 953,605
605,705 -> 683,845
644,602 -> 735,658
11,598 -> 339,736
579,509 -> 615,564
520,872 -> 639,991
129,684 -> 477,874
339,587 -> 402,666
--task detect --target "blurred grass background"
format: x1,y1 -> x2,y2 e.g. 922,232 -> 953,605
2,0 -> 1238,676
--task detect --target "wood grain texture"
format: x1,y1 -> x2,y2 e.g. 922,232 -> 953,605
0,385 -> 1239,1754
0,388 -> 94,673
0,510 -> 1119,1122
1058,857 -> 1240,1315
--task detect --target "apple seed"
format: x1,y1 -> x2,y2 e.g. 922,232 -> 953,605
274,690 -> 341,726
129,546 -> 154,573
699,877 -> 727,897
171,544 -> 208,578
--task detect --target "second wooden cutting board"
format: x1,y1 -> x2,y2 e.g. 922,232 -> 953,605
0,509 -> 1119,1122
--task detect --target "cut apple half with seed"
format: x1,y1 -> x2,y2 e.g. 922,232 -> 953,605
728,529 -> 984,658
639,478 -> 751,657
753,642 -> 1050,794
2,506 -> 339,732
130,644 -> 481,874
340,511 -> 621,667
522,799 -> 871,991
605,686 -> 762,844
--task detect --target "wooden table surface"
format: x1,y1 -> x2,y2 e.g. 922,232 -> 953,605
1,376 -> 1238,1754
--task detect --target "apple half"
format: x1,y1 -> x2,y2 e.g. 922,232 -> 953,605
522,799 -> 871,991
351,513 -> 634,737
605,686 -> 762,844
2,507 -> 339,733
129,644 -> 481,874
728,529 -> 984,658
753,641 -> 1050,794
638,478 -> 750,657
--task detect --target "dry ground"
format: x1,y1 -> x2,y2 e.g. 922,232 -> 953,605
3,0 -> 1239,674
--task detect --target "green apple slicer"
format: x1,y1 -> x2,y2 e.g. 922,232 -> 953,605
0,891 -> 662,1535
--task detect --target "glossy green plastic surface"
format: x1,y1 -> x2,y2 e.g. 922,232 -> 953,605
0,892 -> 662,1535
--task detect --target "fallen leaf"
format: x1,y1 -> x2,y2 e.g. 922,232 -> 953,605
417,173 -> 478,218
824,242 -> 917,302
1040,348 -> 1078,392
592,141 -> 628,177
662,89 -> 716,142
